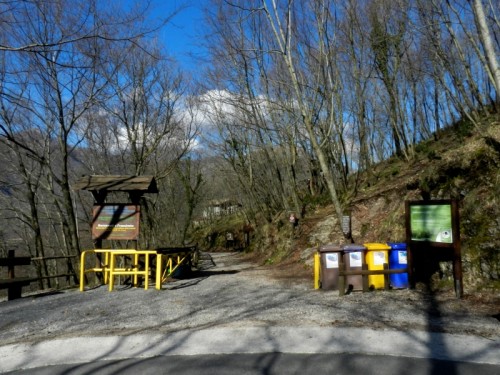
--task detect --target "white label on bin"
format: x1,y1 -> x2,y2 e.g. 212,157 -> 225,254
349,252 -> 362,267
398,251 -> 407,264
325,253 -> 338,268
373,251 -> 386,266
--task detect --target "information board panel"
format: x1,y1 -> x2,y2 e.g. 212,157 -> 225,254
92,204 -> 140,240
405,199 -> 463,298
410,203 -> 453,243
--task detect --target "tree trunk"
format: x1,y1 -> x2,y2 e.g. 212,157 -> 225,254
473,0 -> 500,106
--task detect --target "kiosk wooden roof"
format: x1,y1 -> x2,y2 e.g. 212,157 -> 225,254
73,175 -> 158,203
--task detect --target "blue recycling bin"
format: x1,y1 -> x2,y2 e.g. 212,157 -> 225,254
388,242 -> 409,288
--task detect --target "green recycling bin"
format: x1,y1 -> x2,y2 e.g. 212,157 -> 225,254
319,244 -> 343,290
364,242 -> 391,289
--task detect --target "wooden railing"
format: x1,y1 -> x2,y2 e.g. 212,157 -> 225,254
337,262 -> 408,296
0,250 -> 37,300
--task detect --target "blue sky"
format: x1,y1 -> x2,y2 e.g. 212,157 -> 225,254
154,0 -> 206,73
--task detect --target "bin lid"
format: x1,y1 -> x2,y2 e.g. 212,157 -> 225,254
364,242 -> 391,250
341,244 -> 366,252
319,243 -> 342,252
387,242 -> 407,250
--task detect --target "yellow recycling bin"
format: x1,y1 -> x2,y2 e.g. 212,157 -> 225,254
363,243 -> 391,289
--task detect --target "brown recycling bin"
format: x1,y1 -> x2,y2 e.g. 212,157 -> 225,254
319,244 -> 343,290
342,244 -> 367,291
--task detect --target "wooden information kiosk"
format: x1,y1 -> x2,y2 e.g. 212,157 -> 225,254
74,175 -> 159,291
405,200 -> 463,298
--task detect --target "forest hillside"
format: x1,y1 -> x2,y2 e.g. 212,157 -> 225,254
197,114 -> 500,293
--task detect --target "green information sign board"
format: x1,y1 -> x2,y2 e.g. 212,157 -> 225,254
410,204 -> 452,243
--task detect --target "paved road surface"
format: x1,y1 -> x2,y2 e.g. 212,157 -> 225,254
5,353 -> 500,375
2,320 -> 499,373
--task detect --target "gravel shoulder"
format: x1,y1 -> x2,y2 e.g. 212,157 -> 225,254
1,252 -> 499,347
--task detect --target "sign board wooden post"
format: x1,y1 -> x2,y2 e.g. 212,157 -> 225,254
405,200 -> 463,298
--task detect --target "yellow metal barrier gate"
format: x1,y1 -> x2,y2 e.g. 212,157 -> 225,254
155,246 -> 197,283
79,246 -> 198,292
80,249 -> 161,291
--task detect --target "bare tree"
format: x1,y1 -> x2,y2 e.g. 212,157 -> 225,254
252,0 -> 349,236
89,42 -> 194,177
472,0 -> 500,107
0,0 -> 182,276
200,3 -> 307,222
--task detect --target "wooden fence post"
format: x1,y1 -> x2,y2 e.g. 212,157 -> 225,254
362,264 -> 369,292
338,260 -> 345,296
384,263 -> 390,291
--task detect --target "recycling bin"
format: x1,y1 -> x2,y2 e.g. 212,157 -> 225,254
388,242 -> 409,288
341,244 -> 367,291
319,244 -> 343,290
364,243 -> 391,289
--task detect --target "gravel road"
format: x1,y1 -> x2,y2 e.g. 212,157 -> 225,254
1,251 -> 499,373
1,251 -> 498,347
